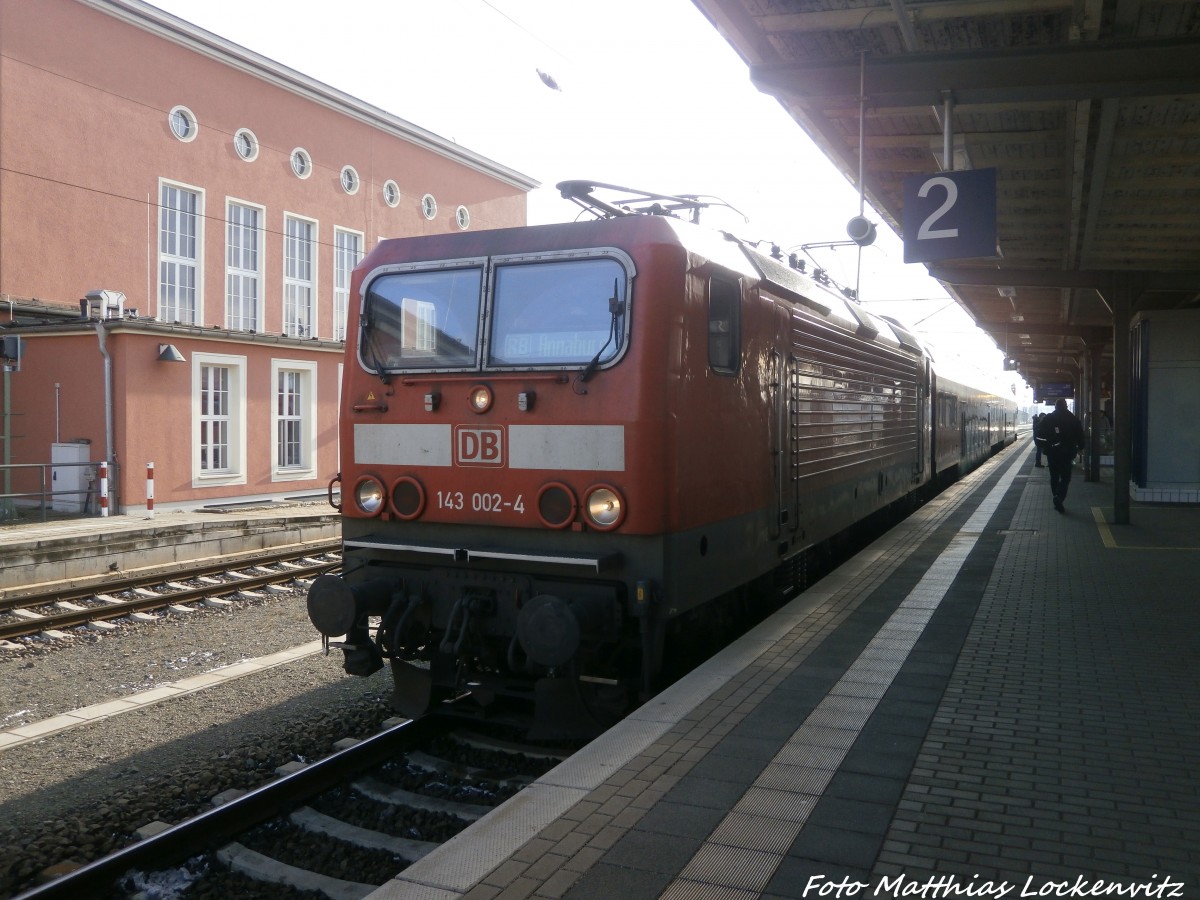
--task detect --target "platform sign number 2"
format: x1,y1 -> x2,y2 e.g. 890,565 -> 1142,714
901,168 -> 997,264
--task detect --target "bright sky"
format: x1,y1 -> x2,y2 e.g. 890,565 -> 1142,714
147,0 -> 1029,401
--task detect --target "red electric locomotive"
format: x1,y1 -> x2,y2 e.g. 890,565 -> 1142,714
308,182 -> 1016,735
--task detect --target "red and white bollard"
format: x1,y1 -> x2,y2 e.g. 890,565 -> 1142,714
99,461 -> 109,517
146,462 -> 155,518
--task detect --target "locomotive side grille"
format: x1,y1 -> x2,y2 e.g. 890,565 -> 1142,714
789,355 -> 803,504
788,314 -> 921,481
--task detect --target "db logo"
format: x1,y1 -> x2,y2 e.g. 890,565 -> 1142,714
454,426 -> 505,467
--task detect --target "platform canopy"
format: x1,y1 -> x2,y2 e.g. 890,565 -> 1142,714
690,0 -> 1200,394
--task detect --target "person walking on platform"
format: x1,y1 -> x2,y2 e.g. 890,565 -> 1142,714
1037,399 -> 1085,512
1032,413 -> 1045,467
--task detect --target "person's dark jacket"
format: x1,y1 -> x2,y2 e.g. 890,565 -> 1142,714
1037,407 -> 1085,461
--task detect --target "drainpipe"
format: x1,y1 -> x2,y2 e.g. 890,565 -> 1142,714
2,362 -> 10,516
95,321 -> 114,505
3,298 -> 13,515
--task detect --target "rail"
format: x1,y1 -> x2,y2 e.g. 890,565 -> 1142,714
14,716 -> 447,900
0,542 -> 342,641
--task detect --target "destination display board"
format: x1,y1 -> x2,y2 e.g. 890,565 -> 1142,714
1035,382 -> 1075,402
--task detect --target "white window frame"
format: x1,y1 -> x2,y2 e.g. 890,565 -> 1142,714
233,128 -> 259,162
158,179 -> 204,325
271,359 -> 318,482
383,180 -> 400,208
225,199 -> 264,332
283,213 -> 318,338
333,227 -> 364,342
192,352 -> 247,488
291,147 -> 312,179
168,105 -> 198,142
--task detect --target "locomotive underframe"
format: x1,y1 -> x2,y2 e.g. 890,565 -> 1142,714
317,521 -> 671,735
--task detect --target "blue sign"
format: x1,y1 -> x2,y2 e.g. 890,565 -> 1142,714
1036,382 -> 1074,402
902,168 -> 997,264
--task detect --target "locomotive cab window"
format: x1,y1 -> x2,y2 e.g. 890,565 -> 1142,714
488,257 -> 628,368
360,266 -> 483,371
708,275 -> 740,374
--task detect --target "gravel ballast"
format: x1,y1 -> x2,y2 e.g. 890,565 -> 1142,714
0,587 -> 393,897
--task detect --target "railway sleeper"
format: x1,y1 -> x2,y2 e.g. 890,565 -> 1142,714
217,842 -> 377,900
289,806 -> 439,860
405,749 -> 539,789
351,776 -> 493,821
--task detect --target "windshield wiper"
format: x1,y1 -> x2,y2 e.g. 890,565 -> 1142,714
574,280 -> 623,392
360,309 -> 392,385
368,346 -> 392,386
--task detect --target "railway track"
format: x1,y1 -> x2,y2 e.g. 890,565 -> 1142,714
17,713 -> 572,899
0,541 -> 342,643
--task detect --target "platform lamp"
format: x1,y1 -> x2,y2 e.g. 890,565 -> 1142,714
157,343 -> 186,363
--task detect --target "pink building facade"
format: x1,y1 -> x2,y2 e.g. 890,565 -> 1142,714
0,0 -> 535,514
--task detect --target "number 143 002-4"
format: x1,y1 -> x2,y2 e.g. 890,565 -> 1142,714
437,491 -> 525,514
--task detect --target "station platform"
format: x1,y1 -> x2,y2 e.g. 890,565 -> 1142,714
379,440 -> 1200,899
0,500 -> 339,596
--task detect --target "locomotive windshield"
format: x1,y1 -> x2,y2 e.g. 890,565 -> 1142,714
489,258 -> 626,366
360,254 -> 630,373
361,267 -> 483,370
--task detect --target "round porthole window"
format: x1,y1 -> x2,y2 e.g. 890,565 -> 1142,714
168,105 -> 198,142
455,205 -> 470,230
340,165 -> 360,195
291,148 -> 312,179
420,194 -> 437,220
383,180 -> 400,208
233,128 -> 258,161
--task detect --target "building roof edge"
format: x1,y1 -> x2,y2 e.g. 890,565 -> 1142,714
78,0 -> 541,192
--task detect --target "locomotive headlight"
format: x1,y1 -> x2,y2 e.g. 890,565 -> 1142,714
354,476 -> 386,516
468,384 -> 493,413
584,485 -> 625,530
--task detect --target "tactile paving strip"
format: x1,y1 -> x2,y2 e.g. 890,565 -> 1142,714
709,811 -> 805,855
679,842 -> 788,891
658,448 -> 1028,897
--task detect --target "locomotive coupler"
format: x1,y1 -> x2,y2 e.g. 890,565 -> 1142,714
438,591 -> 496,657
379,593 -> 427,659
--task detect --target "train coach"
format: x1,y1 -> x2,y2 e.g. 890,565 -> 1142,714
307,182 -> 1017,737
